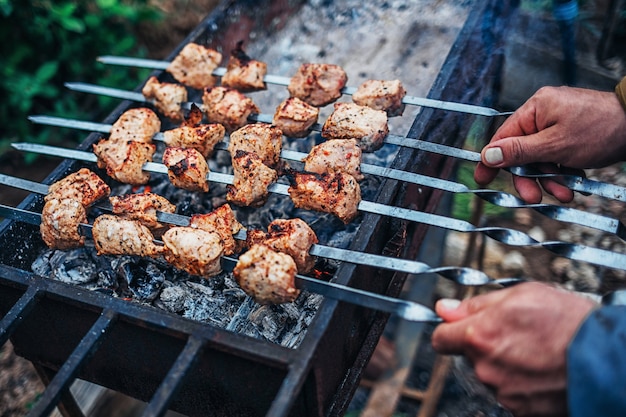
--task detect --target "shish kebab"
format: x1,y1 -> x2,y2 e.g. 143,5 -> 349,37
0,172 -> 517,288
0,203 -> 441,323
28,114 -> 626,240
12,143 -> 626,272
62,81 -> 626,204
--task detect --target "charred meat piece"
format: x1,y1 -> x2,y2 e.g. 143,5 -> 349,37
92,214 -> 163,257
352,79 -> 407,117
272,97 -> 320,138
233,244 -> 300,305
40,198 -> 87,250
228,123 -> 283,169
202,86 -> 260,133
163,123 -> 226,158
189,204 -> 245,256
142,76 -> 188,121
321,102 -> 389,152
162,147 -> 209,193
181,103 -> 204,127
246,218 -> 318,273
45,168 -> 111,207
221,41 -> 267,92
93,139 -> 156,185
302,138 -> 364,181
109,107 -> 161,143
288,171 -> 361,224
287,63 -> 348,107
109,192 -> 176,233
166,43 -> 223,90
162,227 -> 224,278
227,150 -> 278,207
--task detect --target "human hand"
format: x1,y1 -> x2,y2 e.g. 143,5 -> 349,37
431,282 -> 597,417
474,86 -> 626,203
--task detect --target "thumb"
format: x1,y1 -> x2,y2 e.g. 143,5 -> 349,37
481,133 -> 553,168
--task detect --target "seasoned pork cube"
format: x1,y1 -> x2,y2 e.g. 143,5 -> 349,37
321,102 -> 389,152
233,244 -> 300,305
109,107 -> 161,143
246,218 -> 318,273
352,79 -> 406,117
109,192 -> 176,232
221,41 -> 267,92
227,150 -> 277,207
162,147 -> 209,193
92,214 -> 163,257
288,171 -> 361,224
142,76 -> 187,121
45,168 -> 110,207
40,198 -> 87,250
189,204 -> 245,256
182,103 -> 204,127
228,123 -> 283,168
162,227 -> 224,278
272,97 -> 319,138
166,42 -> 222,90
163,123 -> 226,158
202,86 -> 260,133
302,139 -> 363,181
93,139 -> 156,185
287,63 -> 347,107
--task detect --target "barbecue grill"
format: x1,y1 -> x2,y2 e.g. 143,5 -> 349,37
0,1 -> 518,416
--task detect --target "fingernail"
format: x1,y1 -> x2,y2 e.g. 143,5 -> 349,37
484,147 -> 504,165
438,298 -> 461,310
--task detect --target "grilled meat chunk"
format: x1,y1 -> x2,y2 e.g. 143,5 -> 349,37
288,171 -> 361,224
92,214 -> 163,257
202,86 -> 260,133
221,41 -> 267,92
45,168 -> 110,207
228,123 -> 283,169
162,147 -> 209,193
163,123 -> 226,158
272,97 -> 319,138
227,150 -> 278,207
287,63 -> 347,107
109,107 -> 161,143
162,227 -> 224,278
93,139 -> 156,185
109,192 -> 176,233
352,79 -> 406,117
302,139 -> 364,181
321,102 -> 389,152
246,218 -> 318,273
40,198 -> 87,250
233,244 -> 300,305
166,43 -> 223,90
189,204 -> 245,256
142,76 -> 188,121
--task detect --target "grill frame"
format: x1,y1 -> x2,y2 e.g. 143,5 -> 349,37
0,1 -> 516,416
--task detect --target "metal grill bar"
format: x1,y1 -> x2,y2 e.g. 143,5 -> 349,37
0,286 -> 39,347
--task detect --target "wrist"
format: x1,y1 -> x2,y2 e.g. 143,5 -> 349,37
616,76 -> 626,114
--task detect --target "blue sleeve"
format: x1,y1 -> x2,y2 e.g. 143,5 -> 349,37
567,306 -> 626,417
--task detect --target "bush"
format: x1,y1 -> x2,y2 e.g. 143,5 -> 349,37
0,0 -> 163,161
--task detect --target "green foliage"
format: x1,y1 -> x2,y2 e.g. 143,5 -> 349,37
0,0 -> 162,161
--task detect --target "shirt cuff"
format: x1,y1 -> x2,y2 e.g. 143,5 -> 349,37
616,76 -> 626,113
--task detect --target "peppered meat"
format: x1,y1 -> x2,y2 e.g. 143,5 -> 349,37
162,147 -> 209,193
233,244 -> 300,305
166,42 -> 223,90
272,97 -> 320,138
246,218 -> 318,273
109,192 -> 176,234
352,79 -> 407,117
221,41 -> 267,92
288,171 -> 361,224
227,150 -> 278,207
163,123 -> 226,158
162,226 -> 224,278
142,76 -> 188,122
92,214 -> 163,258
189,203 -> 245,256
228,123 -> 283,169
40,198 -> 87,250
45,168 -> 110,207
321,102 -> 389,152
109,107 -> 161,143
93,138 -> 156,185
202,86 -> 260,133
302,138 -> 364,181
287,63 -> 348,107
